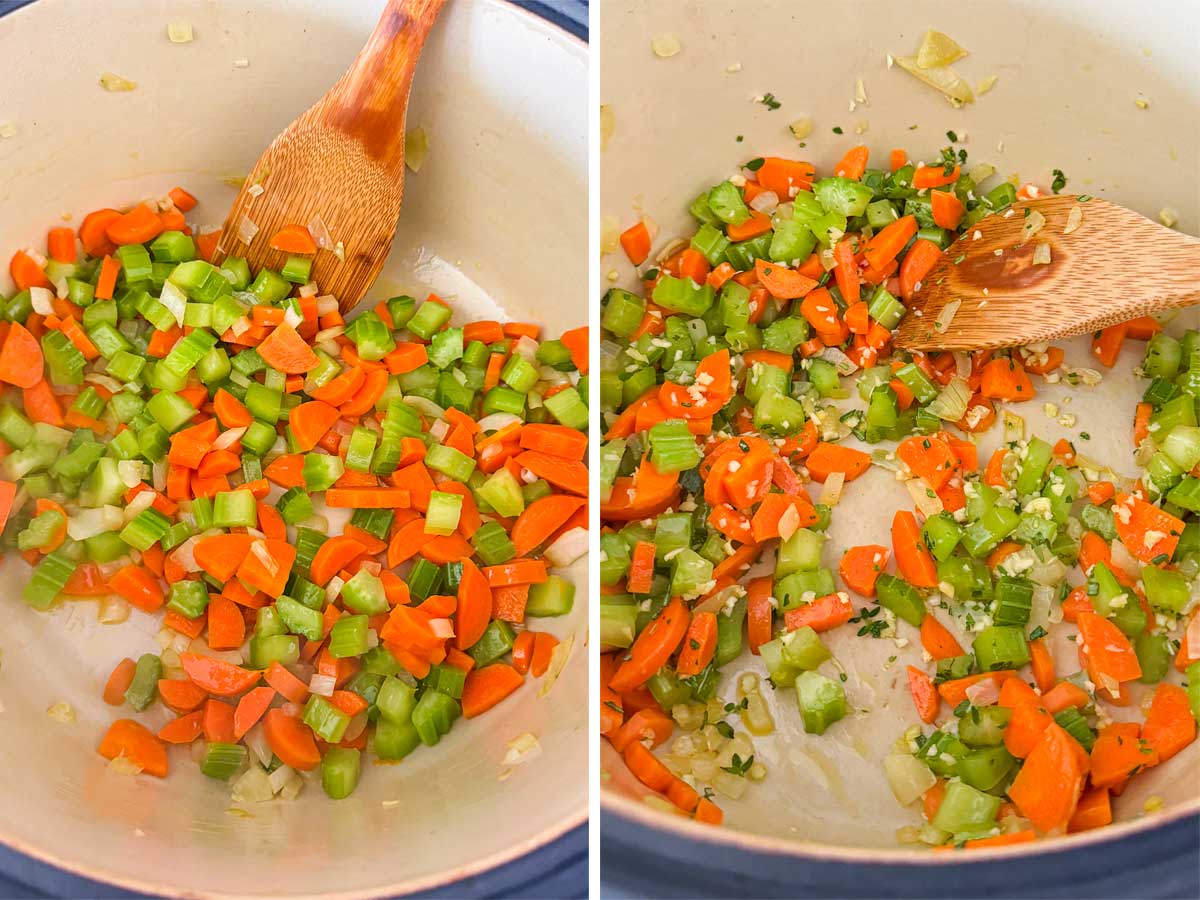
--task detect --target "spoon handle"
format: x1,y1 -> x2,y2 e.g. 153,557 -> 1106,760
321,0 -> 446,170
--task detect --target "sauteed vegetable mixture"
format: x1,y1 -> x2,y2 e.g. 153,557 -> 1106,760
4,192 -> 587,800
600,142 -> 1198,844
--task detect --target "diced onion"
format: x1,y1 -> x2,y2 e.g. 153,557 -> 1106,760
212,426 -> 247,451
160,279 -> 187,326
402,396 -> 445,419
283,306 -> 303,328
47,701 -> 75,723
429,419 -> 450,441
537,633 -> 574,697
152,460 -> 167,492
308,674 -> 335,697
244,725 -> 273,767
85,373 -> 124,393
123,491 -> 156,521
934,299 -> 961,334
166,22 -> 194,43
789,118 -> 814,141
819,471 -> 846,507
512,335 -> 540,361
109,756 -> 143,776
1188,615 -> 1200,660
230,316 -> 252,338
1064,206 -> 1083,235
237,214 -> 259,244
916,29 -> 967,68
600,215 -> 621,255
545,528 -> 587,568
268,764 -> 297,794
314,325 -> 344,343
404,127 -> 429,173
966,678 -> 1001,706
885,753 -> 937,805
892,56 -> 973,104
599,104 -> 615,151
476,412 -> 522,434
651,34 -> 681,58
503,732 -> 543,766
250,540 -> 279,577
99,72 -> 137,92
819,346 -> 858,375
316,295 -> 339,315
749,191 -> 780,214
231,766 -> 274,804
307,214 -> 332,250
1031,242 -> 1052,266
117,460 -> 147,488
906,478 -> 944,517
67,506 -> 124,540
171,537 -> 201,573
927,375 -> 970,421
98,595 -> 131,625
29,286 -> 54,316
1021,209 -> 1046,244
298,282 -> 318,298
953,351 -> 971,379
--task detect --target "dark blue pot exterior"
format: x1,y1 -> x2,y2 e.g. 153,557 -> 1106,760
601,809 -> 1200,899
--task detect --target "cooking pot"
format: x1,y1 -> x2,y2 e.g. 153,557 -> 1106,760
600,1 -> 1198,894
0,0 -> 587,896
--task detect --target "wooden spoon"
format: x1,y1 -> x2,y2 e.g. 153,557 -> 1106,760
893,195 -> 1200,351
211,0 -> 445,313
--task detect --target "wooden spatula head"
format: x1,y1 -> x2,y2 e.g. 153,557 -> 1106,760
212,0 -> 445,313
894,195 -> 1200,350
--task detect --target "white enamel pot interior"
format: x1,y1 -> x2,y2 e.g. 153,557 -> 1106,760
0,0 -> 587,896
601,0 -> 1199,877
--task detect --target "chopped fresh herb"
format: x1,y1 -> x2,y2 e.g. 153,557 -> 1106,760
760,93 -> 781,111
1080,432 -> 1091,440
1029,626 -> 1047,641
946,130 -> 958,143
832,126 -> 843,134
745,157 -> 765,172
735,135 -> 744,143
604,700 -> 623,715
953,254 -> 966,264
953,699 -> 971,717
721,752 -> 754,777
1078,194 -> 1093,202
715,720 -> 735,739
1051,169 -> 1067,193
643,267 -> 659,280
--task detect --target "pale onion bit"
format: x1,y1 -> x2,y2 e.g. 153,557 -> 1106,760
600,215 -> 621,255
404,127 -> 429,173
29,286 -> 54,316
906,478 -> 944,517
237,214 -> 259,244
599,104 -> 615,152
545,528 -> 587,568
537,633 -> 574,697
307,213 -> 332,250
99,72 -> 137,92
934,299 -> 961,333
1064,205 -> 1083,235
1021,209 -> 1045,243
789,118 -> 814,141
503,732 -> 543,767
308,674 -> 336,697
1032,242 -> 1052,266
818,471 -> 845,507
167,22 -> 194,43
651,34 -> 681,58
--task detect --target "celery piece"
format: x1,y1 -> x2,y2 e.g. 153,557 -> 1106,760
795,670 -> 847,735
